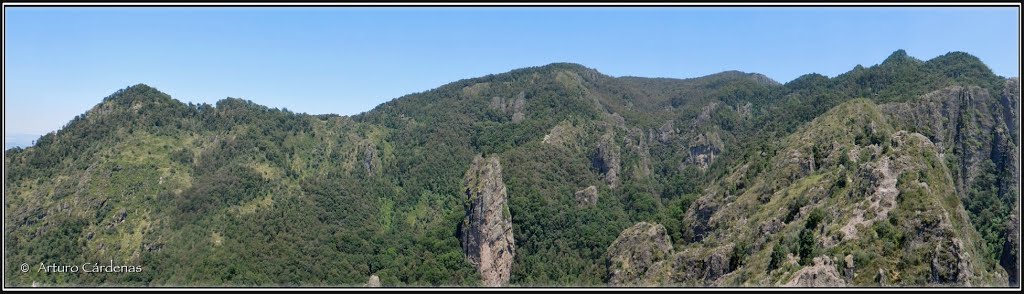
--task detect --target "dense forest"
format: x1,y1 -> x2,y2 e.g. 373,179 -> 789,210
3,50 -> 1019,287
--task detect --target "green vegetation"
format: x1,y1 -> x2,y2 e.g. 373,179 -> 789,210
3,50 -> 1017,287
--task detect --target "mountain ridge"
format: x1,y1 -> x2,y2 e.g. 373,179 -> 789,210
4,50 -> 1019,287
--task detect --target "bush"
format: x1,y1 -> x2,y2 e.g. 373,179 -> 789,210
768,242 -> 787,272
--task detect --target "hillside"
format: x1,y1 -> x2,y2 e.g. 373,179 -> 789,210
3,50 -> 1020,287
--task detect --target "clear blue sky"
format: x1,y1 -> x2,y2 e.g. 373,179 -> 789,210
4,7 -> 1020,136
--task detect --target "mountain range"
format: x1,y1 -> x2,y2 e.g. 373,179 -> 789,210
3,50 -> 1020,287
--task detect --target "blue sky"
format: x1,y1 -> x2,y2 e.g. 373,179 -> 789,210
4,7 -> 1020,138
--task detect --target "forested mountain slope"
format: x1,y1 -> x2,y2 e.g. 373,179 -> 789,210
4,50 -> 1019,287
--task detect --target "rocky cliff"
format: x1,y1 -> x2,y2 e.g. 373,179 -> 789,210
606,222 -> 735,287
784,256 -> 846,287
606,222 -> 674,286
880,81 -> 1021,284
459,155 -> 516,287
610,99 -> 1009,287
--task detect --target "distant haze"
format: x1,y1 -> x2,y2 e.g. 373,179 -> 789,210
5,133 -> 41,150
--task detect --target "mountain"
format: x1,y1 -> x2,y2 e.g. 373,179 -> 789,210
3,50 -> 1019,287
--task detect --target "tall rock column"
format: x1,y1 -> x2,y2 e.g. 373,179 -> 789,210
460,155 -> 515,287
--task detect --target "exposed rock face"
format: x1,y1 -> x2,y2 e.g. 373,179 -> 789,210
843,254 -> 855,281
606,222 -> 674,286
668,245 -> 732,286
625,127 -> 653,179
781,148 -> 816,181
693,102 -> 720,128
682,196 -> 719,243
459,155 -> 515,287
999,79 -> 1021,288
594,131 -> 621,188
738,102 -> 754,119
881,85 -> 1017,204
686,132 -> 723,171
881,85 -> 1020,286
489,91 -> 527,123
784,256 -> 846,287
1001,206 -> 1020,287
607,222 -> 735,287
930,238 -> 972,285
359,141 -> 380,176
657,120 -> 676,143
1000,78 -> 1020,142
367,274 -> 381,287
574,186 -> 598,207
840,155 -> 899,241
542,120 -> 579,148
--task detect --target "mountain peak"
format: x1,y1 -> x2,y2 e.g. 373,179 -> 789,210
126,83 -> 156,91
538,62 -> 603,77
925,51 -> 1000,81
881,49 -> 921,66
102,83 -> 172,105
926,51 -> 987,67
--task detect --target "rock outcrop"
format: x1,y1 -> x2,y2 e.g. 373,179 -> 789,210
843,254 -> 855,281
489,91 -> 527,123
1000,78 -> 1020,142
367,274 -> 381,287
459,155 -> 515,287
359,141 -> 380,176
574,186 -> 598,207
543,120 -> 580,148
999,79 -> 1021,288
929,238 -> 972,285
607,222 -> 735,286
657,120 -> 676,143
594,131 -> 622,188
625,127 -> 653,179
682,196 -> 719,243
1001,206 -> 1020,287
606,222 -> 674,286
685,132 -> 723,171
668,245 -> 732,286
784,256 -> 846,287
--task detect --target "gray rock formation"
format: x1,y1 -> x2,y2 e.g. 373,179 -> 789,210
685,132 -> 723,171
606,222 -> 674,286
489,91 -> 527,123
929,238 -> 972,285
607,222 -> 735,287
1000,78 -> 1020,142
668,245 -> 732,286
784,256 -> 846,287
625,127 -> 653,179
359,141 -> 380,176
682,196 -> 719,243
574,186 -> 598,207
843,254 -> 855,281
657,120 -> 676,143
459,155 -> 515,287
367,274 -> 381,287
594,131 -> 622,188
542,120 -> 579,148
1001,206 -> 1020,287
